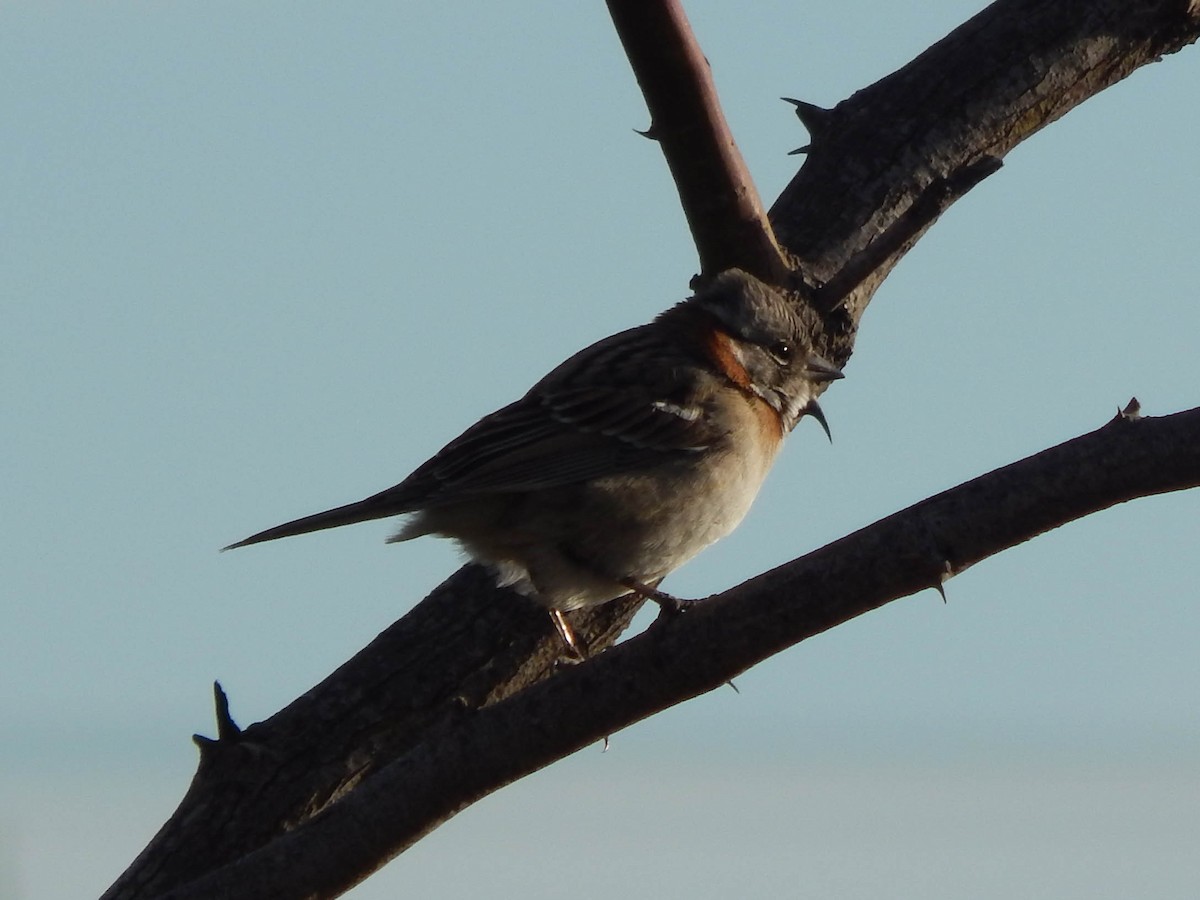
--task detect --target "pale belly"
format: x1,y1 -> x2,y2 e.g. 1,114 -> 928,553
403,440 -> 780,611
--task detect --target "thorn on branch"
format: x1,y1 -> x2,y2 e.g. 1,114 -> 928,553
1105,396 -> 1143,428
634,123 -> 661,141
192,733 -> 218,761
787,144 -> 812,156
213,680 -> 242,741
193,680 -> 241,744
803,398 -> 834,443
782,97 -> 833,138
193,682 -> 250,764
933,559 -> 955,603
1118,397 -> 1143,422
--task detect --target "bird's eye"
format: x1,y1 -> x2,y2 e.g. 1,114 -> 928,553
767,340 -> 793,365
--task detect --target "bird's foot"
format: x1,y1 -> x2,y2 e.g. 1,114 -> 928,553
620,577 -> 694,617
549,608 -> 587,662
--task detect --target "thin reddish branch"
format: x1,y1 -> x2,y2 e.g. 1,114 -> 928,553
606,0 -> 787,281
155,406 -> 1200,900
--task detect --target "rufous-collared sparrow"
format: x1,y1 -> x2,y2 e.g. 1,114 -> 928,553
225,269 -> 842,654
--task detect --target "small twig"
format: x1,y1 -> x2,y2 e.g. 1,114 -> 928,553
814,155 -> 1003,311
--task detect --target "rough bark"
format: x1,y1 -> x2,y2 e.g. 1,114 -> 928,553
152,406 -> 1200,900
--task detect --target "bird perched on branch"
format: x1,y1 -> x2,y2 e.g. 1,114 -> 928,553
225,269 -> 842,655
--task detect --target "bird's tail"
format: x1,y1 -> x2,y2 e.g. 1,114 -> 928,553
222,494 -> 407,551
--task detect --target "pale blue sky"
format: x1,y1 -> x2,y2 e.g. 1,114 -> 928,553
3,3 -> 1198,899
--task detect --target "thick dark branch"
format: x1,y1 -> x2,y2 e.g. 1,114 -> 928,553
606,0 -> 787,281
103,572 -> 643,900
156,406 -> 1200,900
773,0 -> 1200,337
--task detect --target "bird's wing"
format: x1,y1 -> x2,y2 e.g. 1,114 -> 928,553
383,325 -> 729,503
223,326 -> 728,548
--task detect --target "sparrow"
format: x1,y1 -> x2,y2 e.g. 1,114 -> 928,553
225,269 -> 842,655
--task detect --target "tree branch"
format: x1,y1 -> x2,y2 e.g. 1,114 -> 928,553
772,0 -> 1200,333
105,1 -> 1200,897
155,405 -> 1200,900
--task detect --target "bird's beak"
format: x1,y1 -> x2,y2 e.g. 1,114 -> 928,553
803,398 -> 834,442
803,353 -> 844,383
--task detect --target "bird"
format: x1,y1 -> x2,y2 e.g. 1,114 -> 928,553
224,269 -> 843,655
